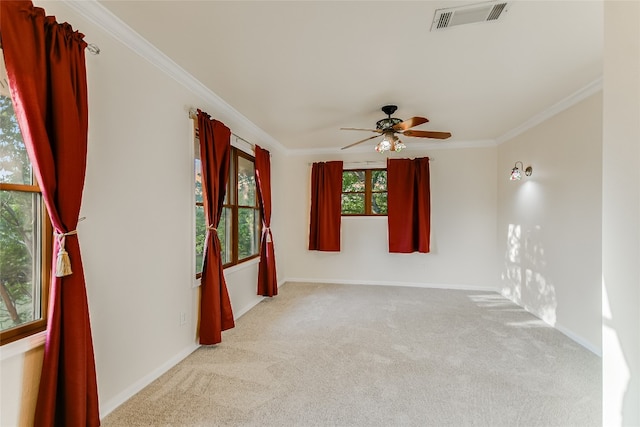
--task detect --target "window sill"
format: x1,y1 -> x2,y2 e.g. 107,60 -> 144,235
342,216 -> 387,220
0,330 -> 46,362
225,257 -> 260,274
193,257 -> 260,287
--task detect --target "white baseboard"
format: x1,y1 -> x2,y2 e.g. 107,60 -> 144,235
100,285 -> 283,419
283,277 -> 498,293
499,291 -> 602,357
99,343 -> 199,419
233,297 -> 264,319
555,323 -> 602,357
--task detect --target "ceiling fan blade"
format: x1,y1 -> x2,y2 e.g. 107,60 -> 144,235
341,134 -> 381,150
402,130 -> 452,139
340,127 -> 382,133
392,116 -> 429,131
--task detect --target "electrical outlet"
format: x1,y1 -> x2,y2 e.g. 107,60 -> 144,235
180,312 -> 187,326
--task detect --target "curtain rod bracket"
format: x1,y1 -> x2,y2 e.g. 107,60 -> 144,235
86,43 -> 100,55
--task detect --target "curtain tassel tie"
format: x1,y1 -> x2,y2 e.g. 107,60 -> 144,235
54,229 -> 78,277
207,225 -> 217,232
264,227 -> 272,243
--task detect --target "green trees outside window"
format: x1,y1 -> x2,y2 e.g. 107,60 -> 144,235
341,169 -> 387,215
236,153 -> 259,260
0,94 -> 50,343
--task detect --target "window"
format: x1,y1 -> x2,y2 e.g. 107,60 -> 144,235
0,93 -> 51,345
194,129 -> 260,277
232,150 -> 260,262
341,169 -> 388,215
217,147 -> 261,267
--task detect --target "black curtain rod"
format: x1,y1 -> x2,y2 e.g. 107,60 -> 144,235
188,108 -> 255,149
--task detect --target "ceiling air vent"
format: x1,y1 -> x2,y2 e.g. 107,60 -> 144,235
431,2 -> 510,31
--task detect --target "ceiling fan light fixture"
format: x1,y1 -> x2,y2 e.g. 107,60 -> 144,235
375,134 -> 406,153
375,137 -> 392,153
391,135 -> 407,152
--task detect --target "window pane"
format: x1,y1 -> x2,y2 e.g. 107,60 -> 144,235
0,191 -> 41,331
194,158 -> 203,204
342,171 -> 365,192
238,207 -> 258,259
372,192 -> 388,214
217,207 -> 232,265
342,193 -> 365,214
0,95 -> 32,185
195,204 -> 205,273
237,156 -> 255,207
372,170 -> 387,191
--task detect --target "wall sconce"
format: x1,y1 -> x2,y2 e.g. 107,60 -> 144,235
510,161 -> 532,181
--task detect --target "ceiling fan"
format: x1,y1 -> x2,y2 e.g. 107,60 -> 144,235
341,105 -> 451,152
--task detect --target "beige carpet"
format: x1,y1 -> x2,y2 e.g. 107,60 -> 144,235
102,282 -> 601,426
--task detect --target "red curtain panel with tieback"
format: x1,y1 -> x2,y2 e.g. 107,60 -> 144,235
197,110 -> 235,345
387,157 -> 431,253
308,161 -> 343,251
1,1 -> 100,425
255,145 -> 278,297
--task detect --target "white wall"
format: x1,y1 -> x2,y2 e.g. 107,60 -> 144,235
602,2 -> 640,425
281,146 -> 498,290
1,0 -> 622,424
0,1 -> 273,424
497,93 -> 602,354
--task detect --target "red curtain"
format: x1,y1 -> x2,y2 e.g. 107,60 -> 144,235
254,145 -> 278,297
197,110 -> 235,344
387,157 -> 431,253
308,161 -> 343,251
1,1 -> 99,425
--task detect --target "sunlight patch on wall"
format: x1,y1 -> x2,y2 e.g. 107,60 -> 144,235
602,278 -> 630,426
514,181 -> 545,223
501,223 -> 557,326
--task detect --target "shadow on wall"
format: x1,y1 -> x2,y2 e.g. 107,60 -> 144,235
501,223 -> 557,326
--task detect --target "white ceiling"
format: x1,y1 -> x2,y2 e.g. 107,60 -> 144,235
97,0 -> 603,152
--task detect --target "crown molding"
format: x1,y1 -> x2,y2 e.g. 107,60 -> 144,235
496,77 -> 603,144
62,0 -> 287,154
62,1 -> 601,156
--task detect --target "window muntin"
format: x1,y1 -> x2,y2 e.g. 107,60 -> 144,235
218,154 -> 234,265
0,94 -> 51,345
341,169 -> 387,216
